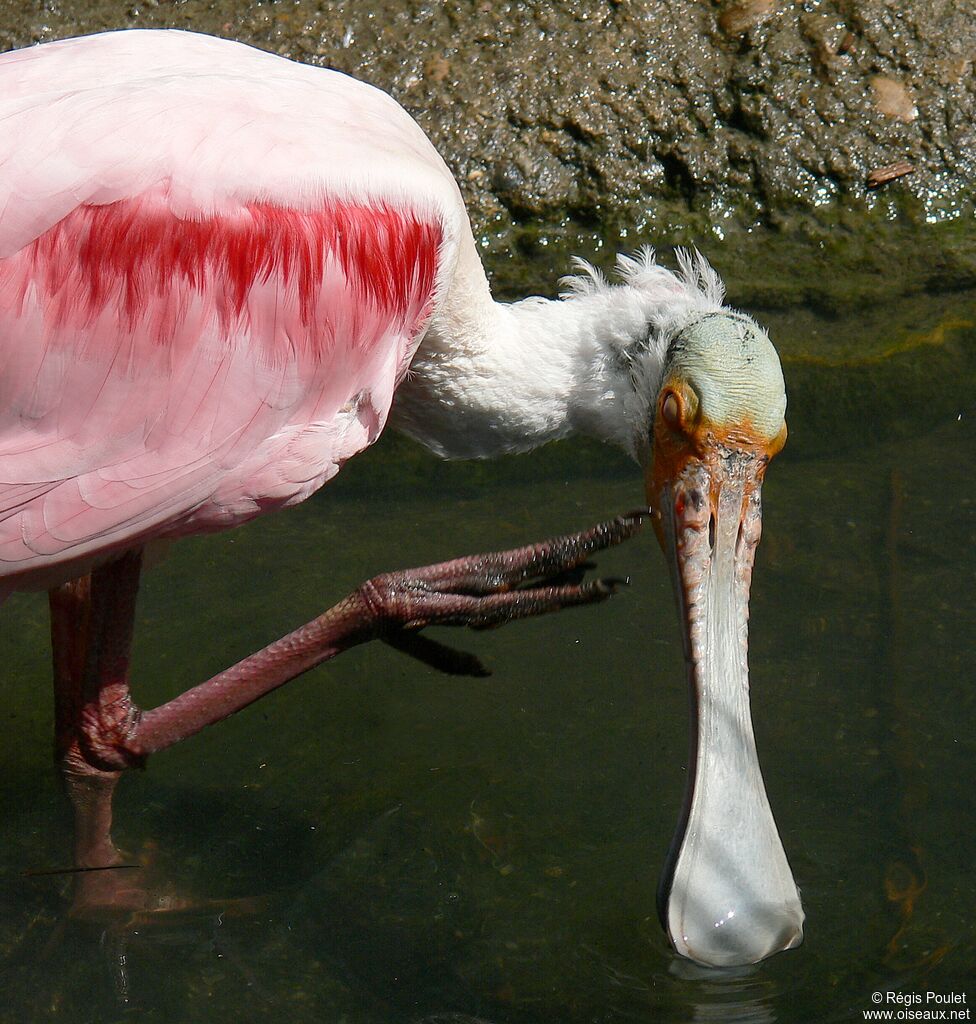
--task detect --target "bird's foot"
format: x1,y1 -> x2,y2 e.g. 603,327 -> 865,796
62,840 -> 266,928
57,838 -> 177,923
19,843 -> 267,1014
51,756 -> 258,925
359,510 -> 652,676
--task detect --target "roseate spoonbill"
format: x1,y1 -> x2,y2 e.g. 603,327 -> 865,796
0,29 -> 803,967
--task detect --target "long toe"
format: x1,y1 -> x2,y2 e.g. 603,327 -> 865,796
400,511 -> 649,595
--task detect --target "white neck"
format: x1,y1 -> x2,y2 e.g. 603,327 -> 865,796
390,238 -> 727,462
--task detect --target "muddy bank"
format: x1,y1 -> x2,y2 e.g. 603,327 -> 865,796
1,0 -> 973,308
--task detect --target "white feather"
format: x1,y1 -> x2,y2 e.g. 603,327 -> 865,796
558,256 -> 607,297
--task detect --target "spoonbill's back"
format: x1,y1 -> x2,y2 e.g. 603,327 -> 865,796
0,29 -> 462,590
0,29 -> 802,967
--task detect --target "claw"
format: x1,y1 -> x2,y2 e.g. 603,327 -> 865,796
405,510 -> 648,597
362,512 -> 644,663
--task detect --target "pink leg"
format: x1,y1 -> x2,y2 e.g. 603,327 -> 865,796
50,570 -> 140,920
52,513 -> 646,856
50,572 -> 127,873
73,550 -> 142,775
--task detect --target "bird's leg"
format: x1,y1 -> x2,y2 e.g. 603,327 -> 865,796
75,549 -> 143,774
79,512 -> 646,768
50,573 -> 91,764
48,560 -> 136,876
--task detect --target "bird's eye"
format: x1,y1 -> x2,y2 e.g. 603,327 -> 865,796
661,390 -> 682,430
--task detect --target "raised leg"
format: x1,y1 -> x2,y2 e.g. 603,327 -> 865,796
100,512 -> 645,767
50,513 -> 646,878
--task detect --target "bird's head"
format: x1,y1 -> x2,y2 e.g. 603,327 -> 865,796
571,249 -> 802,966
645,308 -> 787,567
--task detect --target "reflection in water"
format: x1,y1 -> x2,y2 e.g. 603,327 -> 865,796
1,304 -> 975,1021
667,961 -> 777,1024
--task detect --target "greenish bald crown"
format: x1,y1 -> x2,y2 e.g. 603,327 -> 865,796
664,312 -> 787,442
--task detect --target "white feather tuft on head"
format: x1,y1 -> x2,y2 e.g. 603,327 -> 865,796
559,245 -> 725,330
548,246 -> 732,463
673,247 -> 726,307
558,256 -> 608,297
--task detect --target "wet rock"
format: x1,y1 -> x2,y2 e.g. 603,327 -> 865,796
869,75 -> 918,123
718,0 -> 781,38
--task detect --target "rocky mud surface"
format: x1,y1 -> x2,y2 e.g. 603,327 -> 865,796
1,0 -> 974,308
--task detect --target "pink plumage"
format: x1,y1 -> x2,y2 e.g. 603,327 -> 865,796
0,30 -> 458,597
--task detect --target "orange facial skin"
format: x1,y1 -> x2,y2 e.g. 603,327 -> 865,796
643,378 -> 787,548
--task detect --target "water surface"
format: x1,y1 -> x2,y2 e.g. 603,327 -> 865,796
1,286 -> 974,1023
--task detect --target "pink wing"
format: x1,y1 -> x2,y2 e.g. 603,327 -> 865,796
0,31 -> 457,594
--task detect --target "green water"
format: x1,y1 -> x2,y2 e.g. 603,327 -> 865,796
0,291 -> 974,1022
